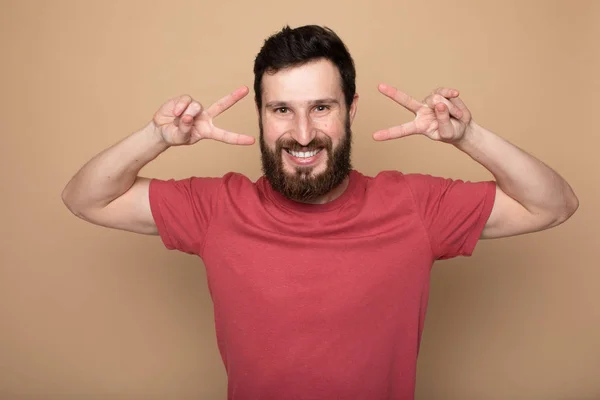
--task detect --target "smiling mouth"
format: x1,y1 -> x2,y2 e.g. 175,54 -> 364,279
285,148 -> 323,158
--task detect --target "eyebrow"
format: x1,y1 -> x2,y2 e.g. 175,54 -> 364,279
265,98 -> 340,108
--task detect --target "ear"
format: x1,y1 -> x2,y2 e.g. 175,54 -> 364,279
349,93 -> 359,124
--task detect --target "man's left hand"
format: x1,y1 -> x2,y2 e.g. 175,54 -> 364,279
373,84 -> 472,144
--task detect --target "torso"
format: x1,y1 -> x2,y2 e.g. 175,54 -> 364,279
201,170 -> 435,399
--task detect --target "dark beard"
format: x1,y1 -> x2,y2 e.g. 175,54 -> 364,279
259,116 -> 353,203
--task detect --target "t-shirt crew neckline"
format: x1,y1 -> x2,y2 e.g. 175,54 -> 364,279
261,170 -> 362,213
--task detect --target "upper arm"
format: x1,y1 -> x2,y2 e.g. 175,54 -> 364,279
402,172 -> 495,259
75,177 -> 158,235
481,185 -> 564,239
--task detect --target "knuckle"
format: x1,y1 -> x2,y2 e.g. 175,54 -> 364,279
189,101 -> 203,114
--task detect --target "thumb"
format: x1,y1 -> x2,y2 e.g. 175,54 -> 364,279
177,101 -> 203,135
434,103 -> 454,140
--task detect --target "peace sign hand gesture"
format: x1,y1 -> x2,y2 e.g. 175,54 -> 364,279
153,86 -> 255,147
373,84 -> 472,144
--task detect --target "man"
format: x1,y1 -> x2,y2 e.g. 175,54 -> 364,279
62,25 -> 578,399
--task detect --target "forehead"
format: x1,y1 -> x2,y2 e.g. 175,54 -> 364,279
261,59 -> 343,104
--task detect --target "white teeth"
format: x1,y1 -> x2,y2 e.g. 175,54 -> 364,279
288,149 -> 321,158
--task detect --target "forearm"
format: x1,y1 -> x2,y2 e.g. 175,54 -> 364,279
62,121 -> 169,213
454,121 -> 578,218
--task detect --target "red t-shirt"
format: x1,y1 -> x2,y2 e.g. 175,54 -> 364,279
149,170 -> 496,399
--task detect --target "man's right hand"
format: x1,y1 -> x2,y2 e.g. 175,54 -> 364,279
153,86 -> 256,146
63,85 -> 255,235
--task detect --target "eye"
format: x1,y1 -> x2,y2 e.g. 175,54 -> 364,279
315,105 -> 330,112
275,107 -> 289,114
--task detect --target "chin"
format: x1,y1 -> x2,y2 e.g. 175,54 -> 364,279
284,163 -> 327,178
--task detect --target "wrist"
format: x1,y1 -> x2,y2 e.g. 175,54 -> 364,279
145,121 -> 171,152
453,120 -> 481,152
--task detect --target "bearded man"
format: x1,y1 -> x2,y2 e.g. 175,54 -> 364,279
62,25 -> 578,400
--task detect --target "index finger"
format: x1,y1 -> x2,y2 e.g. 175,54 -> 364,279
211,126 -> 255,146
206,86 -> 249,118
378,83 -> 423,113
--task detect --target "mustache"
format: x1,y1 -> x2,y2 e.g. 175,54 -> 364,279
276,137 -> 332,152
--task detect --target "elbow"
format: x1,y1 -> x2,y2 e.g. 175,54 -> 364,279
564,192 -> 579,220
61,183 -> 76,212
552,192 -> 579,226
61,185 -> 73,211
61,184 -> 85,219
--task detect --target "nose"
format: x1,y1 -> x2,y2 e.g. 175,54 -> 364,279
290,113 -> 316,146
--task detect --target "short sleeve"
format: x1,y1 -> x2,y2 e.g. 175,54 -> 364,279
148,176 -> 224,256
404,173 -> 496,260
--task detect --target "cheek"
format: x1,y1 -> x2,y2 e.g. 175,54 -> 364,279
315,117 -> 344,139
262,122 -> 285,147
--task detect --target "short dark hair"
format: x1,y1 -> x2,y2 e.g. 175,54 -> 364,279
253,25 -> 356,111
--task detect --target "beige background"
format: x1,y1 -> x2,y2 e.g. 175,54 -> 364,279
1,0 -> 599,399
